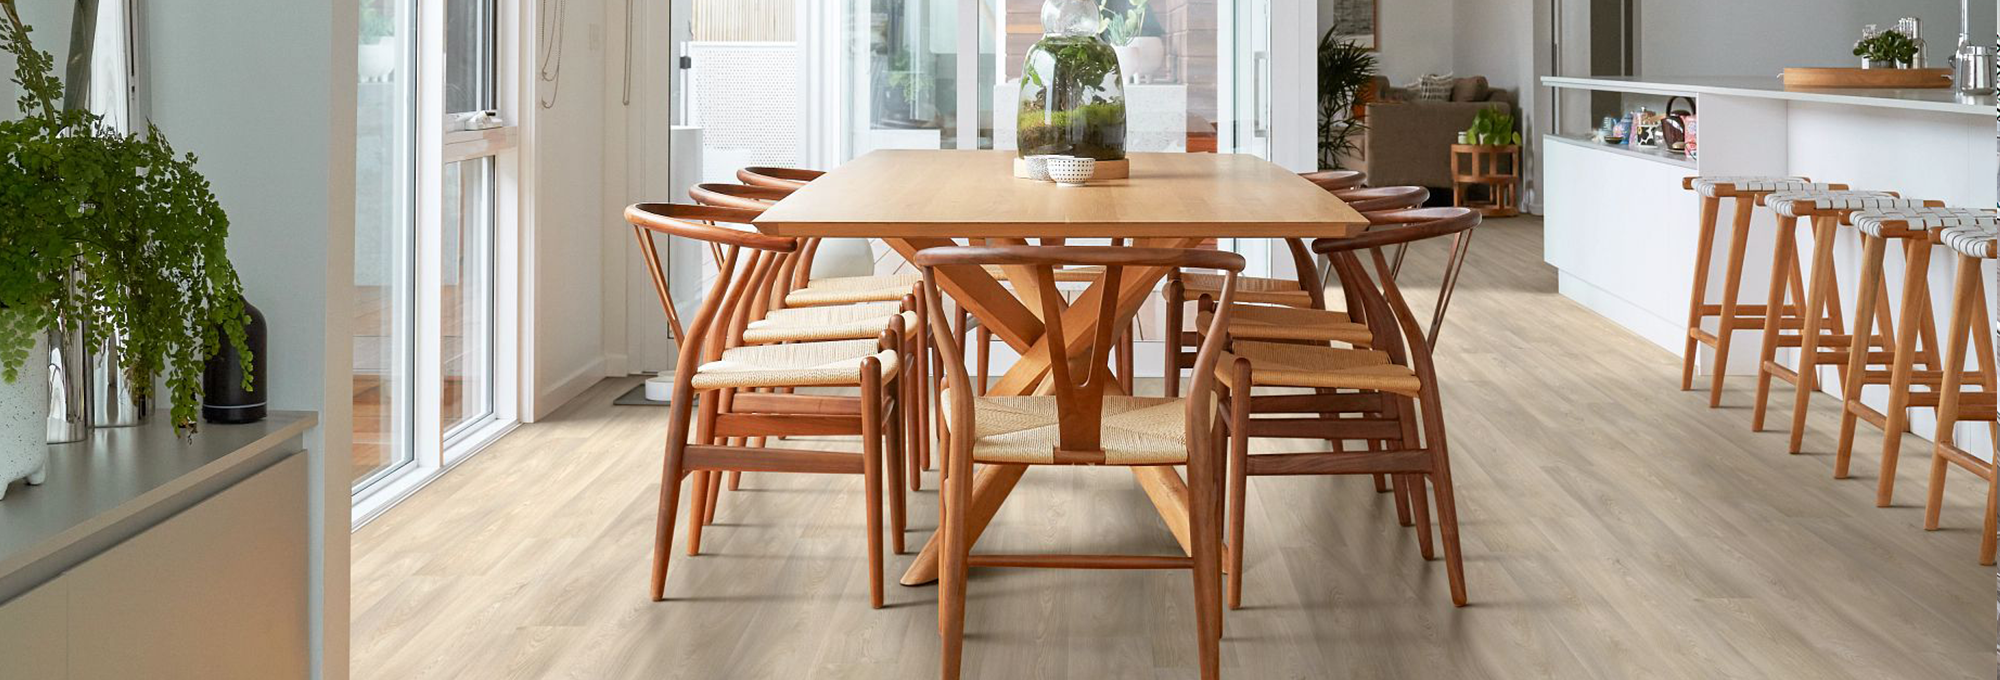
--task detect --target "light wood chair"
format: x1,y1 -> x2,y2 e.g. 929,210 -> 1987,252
697,175 -> 937,493
1217,207 -> 1482,610
1679,176 -> 1838,407
627,203 -> 905,608
920,244 -> 1244,680
1837,207 -> 2000,507
1923,222 -> 2000,564
1749,191 -> 1939,445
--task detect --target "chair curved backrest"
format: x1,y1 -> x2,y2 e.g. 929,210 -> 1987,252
690,183 -> 792,211
1314,207 -> 1481,349
738,166 -> 823,190
624,203 -> 802,389
1300,169 -> 1368,192
1335,186 -> 1430,213
916,245 -> 1243,465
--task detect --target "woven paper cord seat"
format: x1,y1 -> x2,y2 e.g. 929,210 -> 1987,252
741,302 -> 916,343
1198,303 -> 1371,345
1180,272 -> 1314,306
939,392 -> 1190,465
691,338 -> 900,390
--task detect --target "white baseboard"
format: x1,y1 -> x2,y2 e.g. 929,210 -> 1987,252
533,358 -> 607,422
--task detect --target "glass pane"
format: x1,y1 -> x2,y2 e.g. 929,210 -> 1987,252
445,0 -> 496,113
685,0 -> 806,182
441,158 -> 495,437
353,0 -> 417,491
842,0 -> 961,159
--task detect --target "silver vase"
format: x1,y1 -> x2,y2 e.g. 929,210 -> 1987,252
45,319 -> 89,444
88,330 -> 149,427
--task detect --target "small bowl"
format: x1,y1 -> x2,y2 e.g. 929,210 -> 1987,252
1046,156 -> 1096,187
1022,155 -> 1057,182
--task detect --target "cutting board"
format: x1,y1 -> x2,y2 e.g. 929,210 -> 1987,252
1781,67 -> 1953,89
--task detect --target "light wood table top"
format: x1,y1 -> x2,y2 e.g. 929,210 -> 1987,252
753,149 -> 1369,239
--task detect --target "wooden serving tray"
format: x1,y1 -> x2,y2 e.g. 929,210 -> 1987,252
1012,157 -> 1130,180
1782,67 -> 1952,89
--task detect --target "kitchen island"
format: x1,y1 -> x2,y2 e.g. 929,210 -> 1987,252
1542,75 -> 1994,449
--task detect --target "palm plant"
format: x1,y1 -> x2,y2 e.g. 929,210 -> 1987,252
1317,25 -> 1377,170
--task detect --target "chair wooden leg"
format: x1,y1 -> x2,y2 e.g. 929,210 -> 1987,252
861,362 -> 886,609
650,390 -> 699,601
1409,473 -> 1434,560
914,294 -> 932,488
886,368 -> 908,555
1837,236 -> 1889,479
1876,240 -> 1933,507
1708,197 -> 1756,408
1790,217 -> 1840,453
1752,215 -> 1800,431
686,470 -> 711,556
975,325 -> 991,396
1188,419 -> 1223,679
1683,195 -> 1722,391
1982,469 -> 1998,566
1225,368 -> 1250,609
1389,459 -> 1414,527
1164,279 -> 1185,398
1372,473 -> 1390,493
938,422 -> 972,680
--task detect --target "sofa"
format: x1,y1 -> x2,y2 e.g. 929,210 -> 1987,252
1359,76 -> 1514,190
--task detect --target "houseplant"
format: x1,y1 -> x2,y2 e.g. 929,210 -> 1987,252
1018,0 -> 1127,161
1317,24 -> 1377,170
359,1 -> 396,81
1461,108 -> 1521,147
1103,0 -> 1163,82
1854,28 -> 1919,68
0,1 -> 252,470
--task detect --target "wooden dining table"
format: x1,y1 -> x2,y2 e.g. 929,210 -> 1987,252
754,149 -> 1369,586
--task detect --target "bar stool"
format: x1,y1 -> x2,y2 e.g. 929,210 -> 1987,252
626,203 -> 904,607
1922,221 -> 2000,564
1749,190 -> 1938,444
1837,207 -> 1999,506
1679,176 -> 1839,406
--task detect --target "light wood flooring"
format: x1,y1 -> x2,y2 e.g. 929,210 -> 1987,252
352,217 -> 1998,678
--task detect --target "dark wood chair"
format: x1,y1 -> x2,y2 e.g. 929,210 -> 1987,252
920,244 -> 1244,680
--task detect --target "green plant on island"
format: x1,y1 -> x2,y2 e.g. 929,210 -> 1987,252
1317,24 -> 1376,170
1463,108 -> 1521,147
1099,0 -> 1147,48
0,0 -> 252,430
1853,29 -> 1918,66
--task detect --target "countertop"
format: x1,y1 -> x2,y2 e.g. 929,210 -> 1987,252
0,412 -> 316,601
1542,75 -> 1994,116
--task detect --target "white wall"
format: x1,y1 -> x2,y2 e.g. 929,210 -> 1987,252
142,0 -> 353,677
529,0 -> 613,418
1639,0 -> 1991,77
1319,0 -> 1456,84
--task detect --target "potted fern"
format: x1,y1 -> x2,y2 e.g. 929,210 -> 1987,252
0,2 -> 252,497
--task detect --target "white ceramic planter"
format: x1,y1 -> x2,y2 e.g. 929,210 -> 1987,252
809,238 -> 876,279
0,334 -> 50,500
358,40 -> 395,82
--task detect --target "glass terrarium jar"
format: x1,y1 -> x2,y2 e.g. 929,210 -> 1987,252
1017,0 -> 1126,161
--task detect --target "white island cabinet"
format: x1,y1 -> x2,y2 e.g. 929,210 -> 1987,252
1542,75 -> 1996,452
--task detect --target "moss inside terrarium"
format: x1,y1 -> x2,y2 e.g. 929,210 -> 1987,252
1018,35 -> 1127,161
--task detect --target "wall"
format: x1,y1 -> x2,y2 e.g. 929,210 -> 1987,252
1319,0 -> 1455,84
142,0 -> 353,676
1639,0 -> 1991,77
529,0 -> 613,418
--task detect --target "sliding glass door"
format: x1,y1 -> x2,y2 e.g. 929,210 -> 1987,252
353,0 -> 518,512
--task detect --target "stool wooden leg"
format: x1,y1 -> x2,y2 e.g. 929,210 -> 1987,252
1790,216 -> 1840,452
1983,468 -> 1999,566
1683,196 -> 1723,391
1837,236 -> 1889,478
1876,240 -> 1934,507
1924,256 -> 1980,529
1754,215 -> 1802,430
1709,197 -> 1757,407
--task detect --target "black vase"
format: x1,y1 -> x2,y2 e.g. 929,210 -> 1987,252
203,298 -> 267,424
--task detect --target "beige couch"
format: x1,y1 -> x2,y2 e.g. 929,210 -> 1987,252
1360,76 -> 1514,189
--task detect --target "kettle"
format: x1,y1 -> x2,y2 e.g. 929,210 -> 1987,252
1956,43 -> 1994,94
1661,96 -> 1696,153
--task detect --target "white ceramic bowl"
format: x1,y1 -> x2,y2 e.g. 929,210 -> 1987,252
1046,156 -> 1096,187
1022,155 -> 1057,182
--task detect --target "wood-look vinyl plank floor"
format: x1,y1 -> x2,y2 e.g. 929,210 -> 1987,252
352,217 -> 1996,679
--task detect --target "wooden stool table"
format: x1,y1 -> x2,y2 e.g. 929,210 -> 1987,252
1449,143 -> 1519,217
755,150 -> 1369,586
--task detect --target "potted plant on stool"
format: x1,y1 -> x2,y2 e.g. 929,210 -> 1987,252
1450,108 -> 1523,217
0,2 -> 253,498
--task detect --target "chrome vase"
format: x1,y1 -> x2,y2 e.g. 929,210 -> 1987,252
88,331 -> 150,427
45,319 -> 88,444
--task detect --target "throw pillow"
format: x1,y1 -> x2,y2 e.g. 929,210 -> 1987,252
1413,73 -> 1456,102
1450,76 -> 1490,102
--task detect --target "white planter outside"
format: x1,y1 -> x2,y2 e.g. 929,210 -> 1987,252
0,333 -> 50,501
810,239 -> 876,279
358,40 -> 395,82
1113,37 -> 1167,83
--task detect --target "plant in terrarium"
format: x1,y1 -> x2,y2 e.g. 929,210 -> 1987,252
1017,0 -> 1127,161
